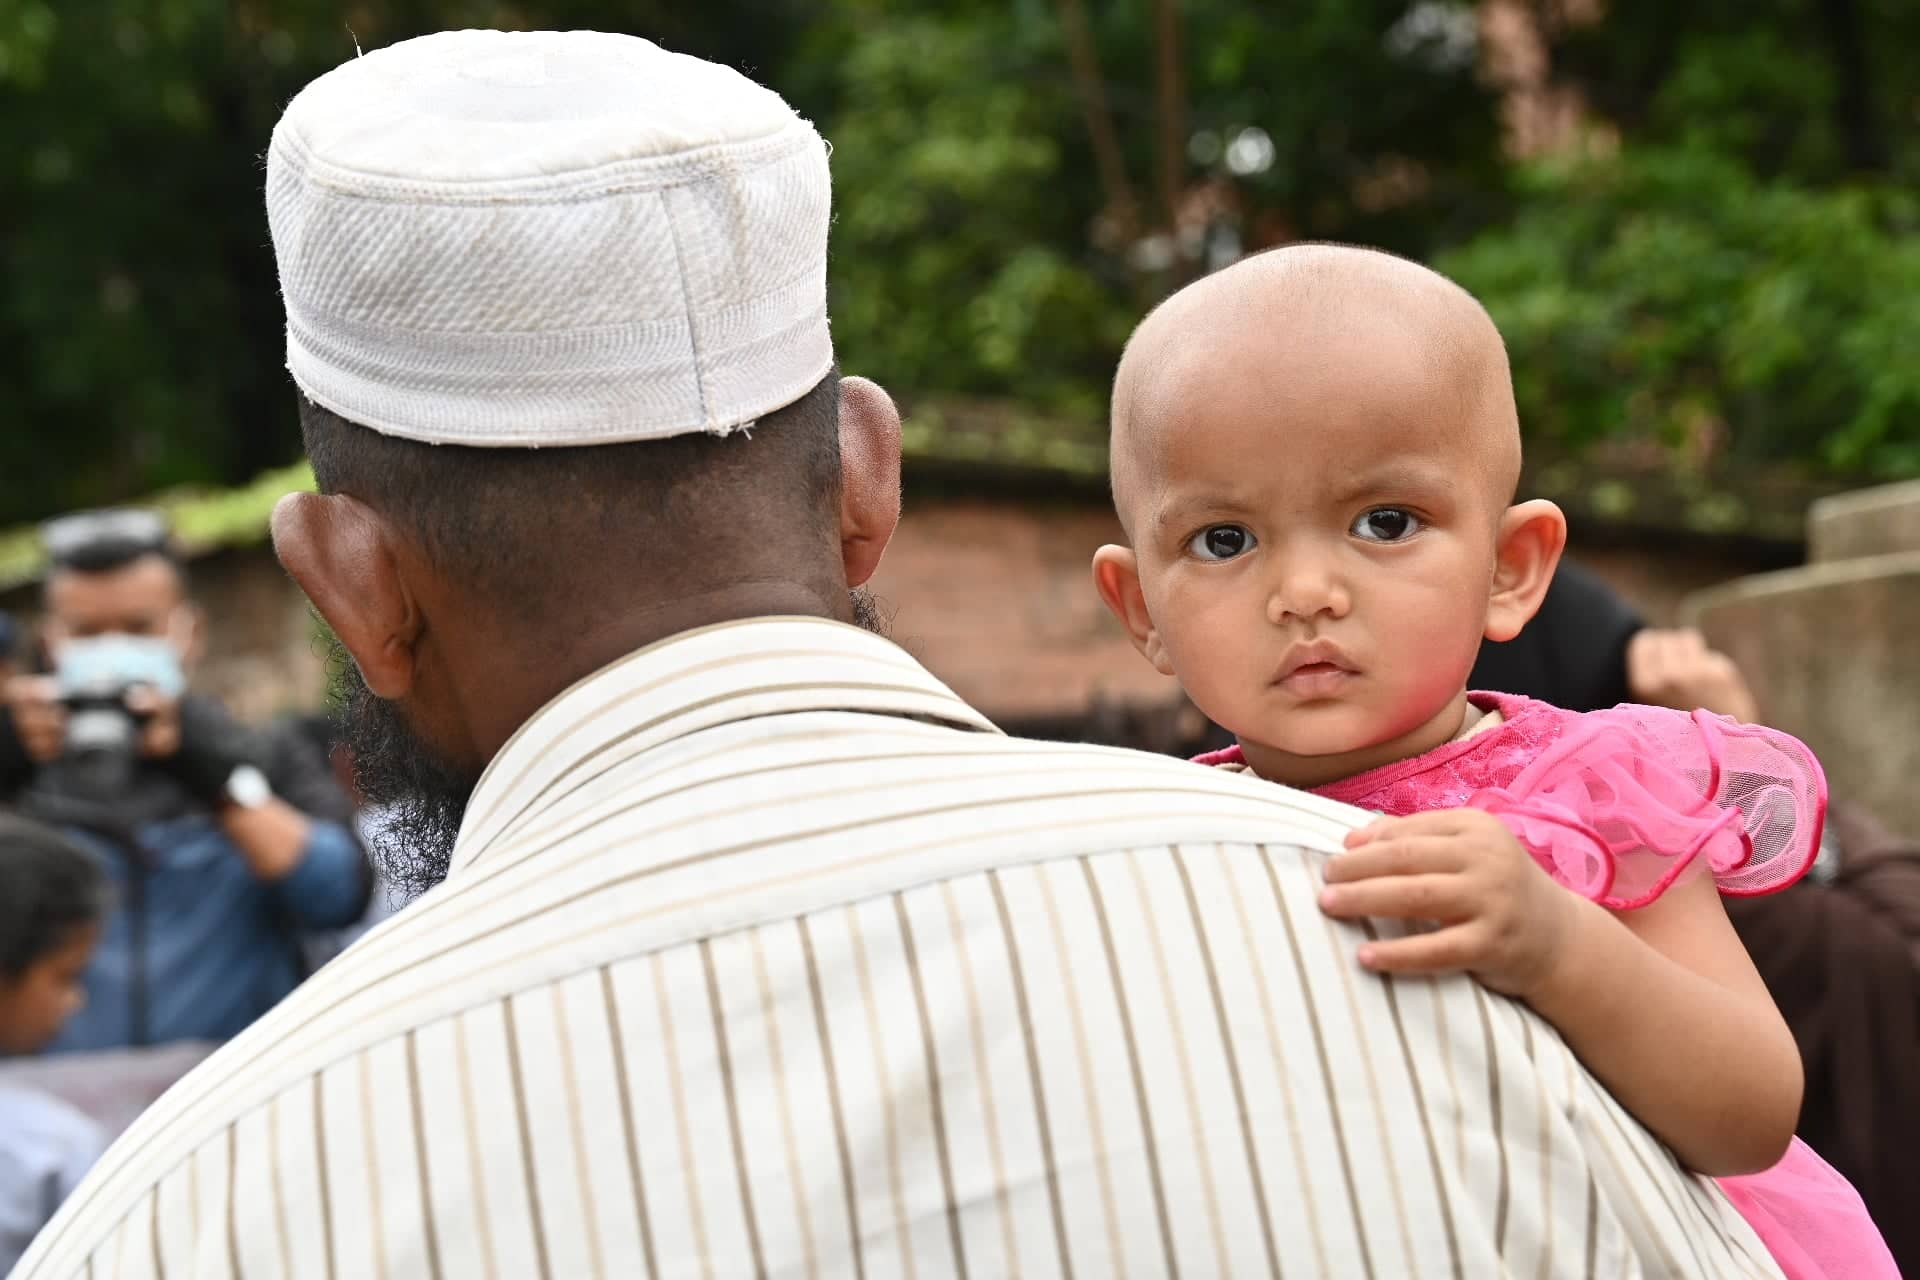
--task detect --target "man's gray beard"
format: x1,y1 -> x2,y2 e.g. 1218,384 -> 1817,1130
325,588 -> 890,899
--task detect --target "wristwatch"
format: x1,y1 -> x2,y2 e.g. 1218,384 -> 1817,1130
222,764 -> 274,811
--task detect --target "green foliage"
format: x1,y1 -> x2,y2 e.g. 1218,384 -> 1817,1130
3,0 -> 1914,531
1544,0 -> 1920,183
811,1 -> 1507,417
1440,145 -> 1920,480
1,0 -> 1511,520
0,0 -> 810,527
1450,0 -> 1920,483
1096,0 -> 1509,247
806,11 -> 1127,419
0,460 -> 312,592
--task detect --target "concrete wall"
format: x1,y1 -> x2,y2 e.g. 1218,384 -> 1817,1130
1808,479 -> 1920,563
1689,480 -> 1920,835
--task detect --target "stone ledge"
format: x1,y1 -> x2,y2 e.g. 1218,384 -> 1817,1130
1685,552 -> 1920,838
1808,479 -> 1920,563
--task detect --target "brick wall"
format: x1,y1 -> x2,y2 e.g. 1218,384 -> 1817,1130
0,499 -> 1786,738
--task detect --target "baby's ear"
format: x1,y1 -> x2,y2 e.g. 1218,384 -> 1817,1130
1486,500 -> 1567,642
1092,544 -> 1176,675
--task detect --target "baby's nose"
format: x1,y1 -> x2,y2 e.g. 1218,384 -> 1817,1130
1267,562 -> 1349,623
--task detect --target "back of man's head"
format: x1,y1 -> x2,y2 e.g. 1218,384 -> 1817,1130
298,373 -> 844,621
267,30 -> 904,821
270,30 -> 849,620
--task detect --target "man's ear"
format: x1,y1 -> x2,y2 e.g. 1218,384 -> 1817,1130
1486,499 -> 1567,643
1092,544 -> 1176,675
271,491 -> 422,699
836,376 -> 903,588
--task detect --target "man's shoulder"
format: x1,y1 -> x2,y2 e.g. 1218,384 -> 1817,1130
20,720 -> 1363,1272
708,713 -> 1364,858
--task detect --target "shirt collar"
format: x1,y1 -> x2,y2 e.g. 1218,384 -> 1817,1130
446,616 -> 999,876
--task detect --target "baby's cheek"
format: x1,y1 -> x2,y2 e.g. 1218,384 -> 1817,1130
1143,574 -> 1209,649
1382,604 -> 1483,708
1163,624 -> 1264,727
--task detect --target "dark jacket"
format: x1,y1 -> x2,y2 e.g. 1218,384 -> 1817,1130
0,698 -> 369,1050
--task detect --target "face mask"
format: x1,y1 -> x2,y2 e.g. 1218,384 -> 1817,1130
54,634 -> 187,701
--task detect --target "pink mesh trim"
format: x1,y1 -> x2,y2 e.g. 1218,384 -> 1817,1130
1194,694 -> 1828,910
1719,1138 -> 1901,1278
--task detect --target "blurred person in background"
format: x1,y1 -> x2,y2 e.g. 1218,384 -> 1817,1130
0,610 -> 19,685
1470,557 -> 1920,1276
0,509 -> 370,1051
0,815 -> 110,1275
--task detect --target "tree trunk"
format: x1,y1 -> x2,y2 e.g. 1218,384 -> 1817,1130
1051,0 -> 1141,238
1815,0 -> 1887,172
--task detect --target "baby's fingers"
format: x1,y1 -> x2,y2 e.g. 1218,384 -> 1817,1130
1355,926 -> 1481,976
1323,836 -> 1471,884
1345,808 -> 1490,849
1319,873 -> 1474,921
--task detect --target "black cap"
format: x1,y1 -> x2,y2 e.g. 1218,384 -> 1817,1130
41,508 -> 173,573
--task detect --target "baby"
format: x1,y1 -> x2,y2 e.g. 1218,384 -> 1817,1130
1093,244 -> 1892,1278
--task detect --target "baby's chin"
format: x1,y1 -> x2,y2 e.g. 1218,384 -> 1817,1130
1232,707 -> 1400,763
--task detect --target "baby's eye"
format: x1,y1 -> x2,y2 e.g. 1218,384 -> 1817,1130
1351,507 -> 1422,542
1188,524 -> 1257,561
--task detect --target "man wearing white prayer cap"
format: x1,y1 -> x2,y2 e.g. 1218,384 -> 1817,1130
17,30 -> 1779,1279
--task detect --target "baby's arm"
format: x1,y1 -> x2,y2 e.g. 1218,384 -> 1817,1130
1525,870 -> 1801,1175
1320,808 -> 1801,1176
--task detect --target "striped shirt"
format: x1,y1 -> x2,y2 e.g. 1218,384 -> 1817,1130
15,617 -> 1781,1279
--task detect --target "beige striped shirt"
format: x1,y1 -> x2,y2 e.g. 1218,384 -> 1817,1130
15,617 -> 1779,1279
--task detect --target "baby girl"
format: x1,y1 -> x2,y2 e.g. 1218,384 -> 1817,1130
1092,244 -> 1893,1279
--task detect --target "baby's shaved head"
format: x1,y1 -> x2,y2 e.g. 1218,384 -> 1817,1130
1110,244 -> 1521,538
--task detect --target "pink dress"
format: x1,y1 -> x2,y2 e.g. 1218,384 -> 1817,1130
1197,692 -> 1898,1279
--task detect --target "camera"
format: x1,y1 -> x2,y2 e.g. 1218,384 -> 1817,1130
54,635 -> 186,762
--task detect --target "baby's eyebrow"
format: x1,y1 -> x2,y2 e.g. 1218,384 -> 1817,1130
1330,461 -> 1454,502
1149,492 -> 1255,530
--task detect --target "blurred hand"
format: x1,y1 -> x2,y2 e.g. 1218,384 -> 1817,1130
4,675 -> 67,764
125,685 -> 183,760
1627,627 -> 1761,724
1318,808 -> 1583,999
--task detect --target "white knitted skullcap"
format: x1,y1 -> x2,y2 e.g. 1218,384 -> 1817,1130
266,30 -> 833,446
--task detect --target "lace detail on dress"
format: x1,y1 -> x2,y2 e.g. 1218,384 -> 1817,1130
1196,693 -> 1828,911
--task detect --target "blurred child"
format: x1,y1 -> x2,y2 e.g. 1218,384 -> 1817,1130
1093,243 -> 1896,1279
0,814 -> 110,1274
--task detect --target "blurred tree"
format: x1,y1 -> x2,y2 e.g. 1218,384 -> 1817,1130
1535,0 -> 1920,183
1441,0 -> 1920,482
1,0 -> 1509,521
810,0 -> 1509,416
0,0 -> 813,525
1442,144 -> 1920,481
15,0 -> 1909,526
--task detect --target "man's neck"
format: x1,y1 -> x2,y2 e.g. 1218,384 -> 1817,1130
452,579 -> 853,765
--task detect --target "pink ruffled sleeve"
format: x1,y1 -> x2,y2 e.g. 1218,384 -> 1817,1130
1469,704 -> 1828,911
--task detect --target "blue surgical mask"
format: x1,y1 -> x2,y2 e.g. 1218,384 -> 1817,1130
54,634 -> 186,699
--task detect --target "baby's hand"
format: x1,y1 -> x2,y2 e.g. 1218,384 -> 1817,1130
1318,808 -> 1583,998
